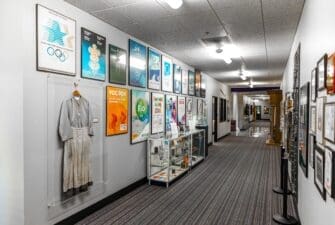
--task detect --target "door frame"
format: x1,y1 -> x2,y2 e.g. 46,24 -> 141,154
212,96 -> 218,142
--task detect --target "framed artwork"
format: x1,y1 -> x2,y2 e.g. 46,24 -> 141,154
173,64 -> 182,94
315,145 -> 326,200
81,27 -> 106,81
148,48 -> 161,90
129,39 -> 147,88
186,97 -> 193,124
316,97 -> 325,145
310,106 -> 316,134
165,95 -> 177,132
162,56 -> 173,92
182,69 -> 188,95
197,99 -> 204,119
195,71 -> 201,97
177,96 -> 186,125
325,147 -> 335,197
309,134 -> 315,168
106,86 -> 128,136
317,54 -> 327,91
299,82 -> 309,177
36,4 -> 76,76
151,93 -> 165,134
327,54 -> 335,95
131,90 -> 150,144
200,74 -> 206,98
188,70 -> 195,96
311,68 -> 317,102
324,102 -> 335,143
109,44 -> 127,85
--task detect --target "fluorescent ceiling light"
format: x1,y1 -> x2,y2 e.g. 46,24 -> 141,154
206,46 -> 232,64
249,80 -> 253,88
240,75 -> 247,80
165,0 -> 183,9
222,44 -> 241,58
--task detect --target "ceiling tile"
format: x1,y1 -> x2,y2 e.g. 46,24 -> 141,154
93,9 -> 135,28
66,0 -> 111,12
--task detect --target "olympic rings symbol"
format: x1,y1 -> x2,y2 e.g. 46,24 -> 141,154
47,47 -> 68,62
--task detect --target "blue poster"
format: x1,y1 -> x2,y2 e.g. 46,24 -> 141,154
173,64 -> 182,94
129,39 -> 147,88
148,48 -> 161,90
81,28 -> 106,81
165,95 -> 177,132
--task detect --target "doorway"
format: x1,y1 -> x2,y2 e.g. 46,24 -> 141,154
256,106 -> 261,120
212,96 -> 218,142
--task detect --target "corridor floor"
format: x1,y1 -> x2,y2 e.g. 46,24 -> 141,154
76,122 -> 296,225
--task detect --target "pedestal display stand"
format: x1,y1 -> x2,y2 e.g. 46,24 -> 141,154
273,146 -> 291,195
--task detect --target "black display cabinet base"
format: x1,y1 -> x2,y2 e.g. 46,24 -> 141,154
273,214 -> 298,225
273,186 -> 292,195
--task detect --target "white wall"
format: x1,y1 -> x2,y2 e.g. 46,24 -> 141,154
281,0 -> 335,224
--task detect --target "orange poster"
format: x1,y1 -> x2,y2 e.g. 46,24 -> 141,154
106,86 -> 128,136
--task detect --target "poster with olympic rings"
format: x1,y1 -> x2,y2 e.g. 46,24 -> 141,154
36,5 -> 76,76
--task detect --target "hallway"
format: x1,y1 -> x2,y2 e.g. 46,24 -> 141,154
76,123 -> 296,225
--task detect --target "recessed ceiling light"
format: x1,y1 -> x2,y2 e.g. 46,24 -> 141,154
165,0 -> 183,9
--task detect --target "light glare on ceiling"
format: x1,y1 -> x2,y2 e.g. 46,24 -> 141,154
164,0 -> 183,9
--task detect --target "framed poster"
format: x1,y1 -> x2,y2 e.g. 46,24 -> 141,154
109,44 -> 127,85
81,28 -> 106,81
311,68 -> 317,102
129,39 -> 147,88
200,74 -> 206,98
188,70 -> 195,96
182,69 -> 188,95
325,147 -> 335,197
315,145 -> 326,200
165,95 -> 177,132
316,97 -> 325,145
151,93 -> 165,134
327,54 -> 335,95
309,134 -> 315,168
197,99 -> 204,119
36,4 -> 76,76
177,96 -> 186,125
106,86 -> 128,136
173,64 -> 182,94
299,82 -> 309,177
148,48 -> 161,90
162,56 -> 173,92
310,106 -> 316,134
131,90 -> 150,144
195,71 -> 201,97
317,54 -> 327,91
324,103 -> 335,143
186,97 -> 193,124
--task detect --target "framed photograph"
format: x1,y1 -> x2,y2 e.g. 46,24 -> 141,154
148,48 -> 161,90
327,54 -> 335,95
129,39 -> 147,88
317,54 -> 327,91
36,4 -> 76,76
310,106 -> 316,134
173,64 -> 182,94
182,69 -> 188,95
165,95 -> 177,132
325,147 -> 335,197
131,90 -> 150,144
81,27 -> 106,81
197,99 -> 204,119
177,96 -> 186,125
309,134 -> 315,168
324,102 -> 335,143
186,97 -> 193,125
188,70 -> 195,96
316,97 -> 326,145
151,93 -> 165,134
314,145 -> 326,200
299,82 -> 309,177
162,56 -> 173,92
109,44 -> 126,85
195,71 -> 201,97
311,68 -> 317,102
106,86 -> 128,136
201,74 -> 206,98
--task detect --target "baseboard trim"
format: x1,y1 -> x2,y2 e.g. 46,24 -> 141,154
217,133 -> 230,141
55,177 -> 147,225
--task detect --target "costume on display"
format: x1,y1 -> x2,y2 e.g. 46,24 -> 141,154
59,95 -> 94,195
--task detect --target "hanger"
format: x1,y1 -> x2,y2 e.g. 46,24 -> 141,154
72,82 -> 81,98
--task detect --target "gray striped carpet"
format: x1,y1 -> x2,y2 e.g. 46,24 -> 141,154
76,128 -> 296,225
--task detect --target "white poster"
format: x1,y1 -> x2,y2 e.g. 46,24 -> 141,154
37,5 -> 76,75
178,96 -> 186,125
186,97 -> 193,124
151,93 -> 165,134
324,103 -> 335,142
325,148 -> 333,196
182,69 -> 188,95
310,106 -> 316,134
197,99 -> 203,119
316,97 -> 325,144
162,56 -> 173,92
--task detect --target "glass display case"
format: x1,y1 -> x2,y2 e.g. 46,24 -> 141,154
190,129 -> 205,167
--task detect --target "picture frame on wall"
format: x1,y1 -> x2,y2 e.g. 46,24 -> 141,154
314,145 -> 326,200
106,86 -> 128,136
197,99 -> 204,119
311,68 -> 317,102
310,106 -> 316,135
316,97 -> 325,145
188,70 -> 195,96
81,27 -> 106,81
165,95 -> 177,132
177,96 -> 186,125
324,102 -> 335,143
299,82 -> 309,177
109,44 -> 127,85
325,147 -> 335,198
186,97 -> 193,125
173,64 -> 182,94
147,48 -> 161,90
309,134 -> 315,169
317,54 -> 327,91
128,39 -> 147,88
327,54 -> 335,95
200,74 -> 206,98
182,69 -> 188,95
195,71 -> 201,97
36,4 -> 76,76
162,56 -> 173,92
151,92 -> 165,134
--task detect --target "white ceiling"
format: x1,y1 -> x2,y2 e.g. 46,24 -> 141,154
65,0 -> 304,88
